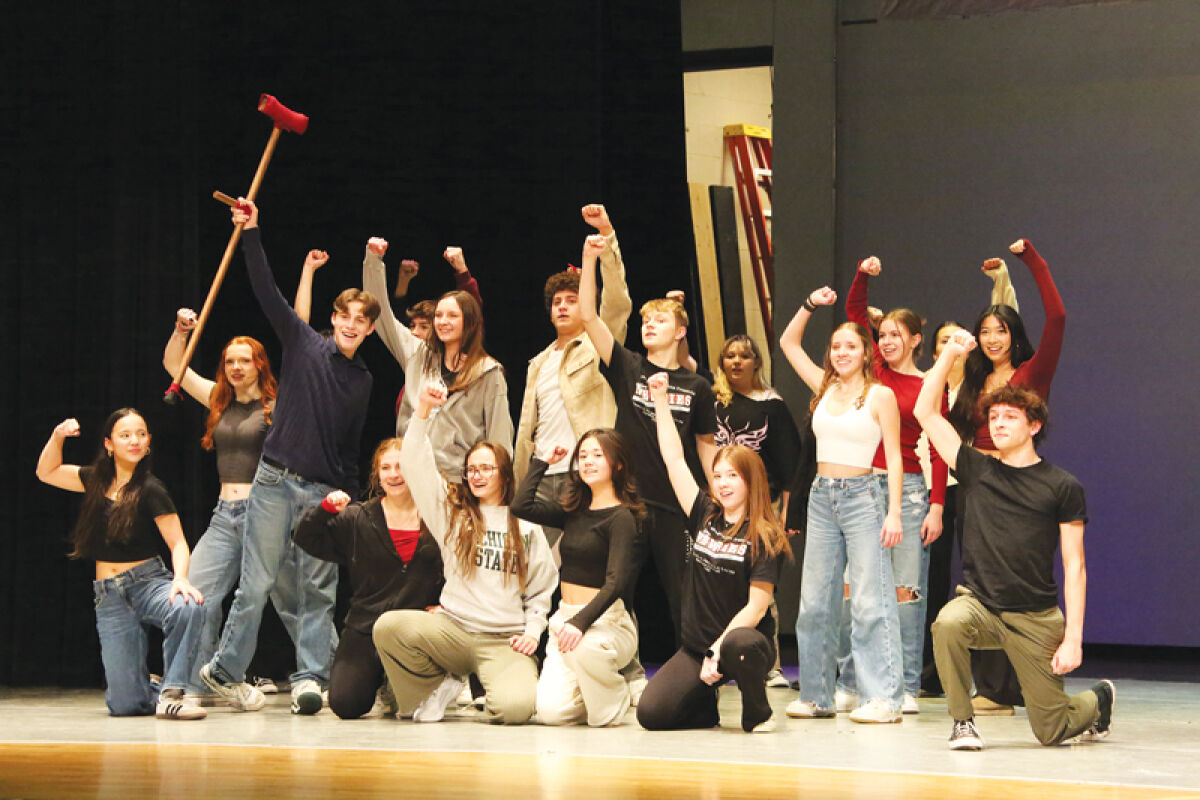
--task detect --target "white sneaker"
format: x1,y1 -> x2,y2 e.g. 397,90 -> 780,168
750,714 -> 777,733
949,718 -> 985,750
785,699 -> 835,719
765,670 -> 790,688
291,679 -> 324,715
414,675 -> 468,723
456,683 -> 475,706
199,663 -> 266,712
849,698 -> 901,724
902,693 -> 920,714
155,691 -> 207,720
835,688 -> 858,713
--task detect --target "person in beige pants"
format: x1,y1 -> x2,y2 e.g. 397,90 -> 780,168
915,331 -> 1114,751
374,388 -> 558,724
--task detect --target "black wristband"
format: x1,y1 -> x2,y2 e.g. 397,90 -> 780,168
704,648 -> 716,660
803,298 -> 817,312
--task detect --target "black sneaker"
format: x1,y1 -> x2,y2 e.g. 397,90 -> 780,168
948,718 -> 985,751
1083,679 -> 1115,740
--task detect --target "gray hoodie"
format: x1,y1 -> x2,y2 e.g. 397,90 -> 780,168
400,414 -> 557,640
364,247 -> 514,480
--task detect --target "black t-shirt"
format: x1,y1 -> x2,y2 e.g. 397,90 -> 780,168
714,392 -> 802,502
956,444 -> 1088,612
600,344 -> 718,512
681,493 -> 783,654
77,466 -> 176,562
510,459 -> 639,633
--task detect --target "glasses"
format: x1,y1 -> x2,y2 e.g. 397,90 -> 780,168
465,465 -> 498,478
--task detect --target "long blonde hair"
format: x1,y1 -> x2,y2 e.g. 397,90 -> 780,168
445,441 -> 528,590
705,445 -> 792,563
713,334 -> 768,407
808,322 -> 877,413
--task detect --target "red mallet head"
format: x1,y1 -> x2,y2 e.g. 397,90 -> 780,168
258,94 -> 308,134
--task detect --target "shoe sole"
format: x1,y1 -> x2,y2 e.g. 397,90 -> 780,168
785,708 -> 835,719
849,716 -> 902,724
292,693 -> 323,715
199,665 -> 265,712
949,740 -> 984,751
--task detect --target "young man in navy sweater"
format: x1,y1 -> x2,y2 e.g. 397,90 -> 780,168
201,199 -> 380,715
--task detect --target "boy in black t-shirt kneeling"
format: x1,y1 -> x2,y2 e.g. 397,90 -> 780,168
914,330 -> 1114,751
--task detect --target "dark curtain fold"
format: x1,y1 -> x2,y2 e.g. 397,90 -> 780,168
3,1 -> 689,685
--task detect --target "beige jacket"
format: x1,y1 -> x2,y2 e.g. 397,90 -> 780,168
513,230 -> 631,482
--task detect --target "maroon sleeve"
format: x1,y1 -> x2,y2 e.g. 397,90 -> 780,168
1012,240 -> 1065,398
845,268 -> 884,377
455,269 -> 482,309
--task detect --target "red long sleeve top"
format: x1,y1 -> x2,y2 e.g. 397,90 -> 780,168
971,240 -> 1065,450
846,269 -> 949,506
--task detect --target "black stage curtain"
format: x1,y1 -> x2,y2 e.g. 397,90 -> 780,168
3,2 -> 689,686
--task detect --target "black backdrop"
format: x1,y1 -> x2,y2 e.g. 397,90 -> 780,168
3,2 -> 691,685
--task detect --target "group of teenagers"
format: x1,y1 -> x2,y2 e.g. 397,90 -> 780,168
35,198 -> 1115,751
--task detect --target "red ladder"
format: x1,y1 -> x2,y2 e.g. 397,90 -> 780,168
723,123 -> 774,340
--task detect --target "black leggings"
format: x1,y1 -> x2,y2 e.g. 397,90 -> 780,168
643,505 -> 688,644
328,627 -> 385,719
637,628 -> 773,732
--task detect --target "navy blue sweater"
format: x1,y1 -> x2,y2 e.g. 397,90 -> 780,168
243,227 -> 372,491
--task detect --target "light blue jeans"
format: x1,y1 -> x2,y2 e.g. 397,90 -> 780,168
795,475 -> 902,711
92,557 -> 206,715
186,497 -> 300,693
836,472 -> 931,697
208,459 -> 338,685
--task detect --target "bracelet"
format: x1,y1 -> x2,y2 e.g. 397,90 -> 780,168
803,298 -> 817,312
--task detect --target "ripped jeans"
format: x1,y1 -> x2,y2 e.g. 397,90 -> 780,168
837,472 -> 930,698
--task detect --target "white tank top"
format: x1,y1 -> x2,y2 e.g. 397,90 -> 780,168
812,384 -> 882,468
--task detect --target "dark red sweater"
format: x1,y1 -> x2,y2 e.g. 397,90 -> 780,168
846,270 -> 949,506
971,241 -> 1065,450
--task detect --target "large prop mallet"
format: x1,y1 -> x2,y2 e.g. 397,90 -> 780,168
163,94 -> 309,404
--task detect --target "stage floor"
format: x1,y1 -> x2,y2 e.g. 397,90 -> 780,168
1,678 -> 1197,799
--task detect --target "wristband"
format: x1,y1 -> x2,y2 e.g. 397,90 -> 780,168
704,648 -> 716,660
803,298 -> 817,312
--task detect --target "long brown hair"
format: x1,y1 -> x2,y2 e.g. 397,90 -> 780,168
808,322 -> 877,414
704,445 -> 792,563
445,441 -> 529,590
560,429 -> 646,520
713,334 -> 769,407
422,291 -> 493,392
70,408 -> 154,558
368,437 -> 404,499
201,336 -> 277,450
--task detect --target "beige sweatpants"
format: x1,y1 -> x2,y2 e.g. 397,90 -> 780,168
373,609 -> 537,725
932,587 -> 1099,745
536,599 -> 638,727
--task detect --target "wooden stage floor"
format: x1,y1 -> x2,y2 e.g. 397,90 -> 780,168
1,678 -> 1197,799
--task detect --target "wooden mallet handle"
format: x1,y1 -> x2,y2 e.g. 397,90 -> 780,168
164,94 -> 307,404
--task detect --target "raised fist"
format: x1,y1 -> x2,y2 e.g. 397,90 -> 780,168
367,237 -> 389,256
175,308 -> 198,332
666,290 -> 685,306
305,249 -> 330,271
646,372 -> 670,403
981,258 -> 1005,273
419,379 -> 448,409
323,490 -> 351,513
545,445 -> 570,466
1009,239 -> 1027,255
55,418 -> 81,438
443,247 -> 466,272
399,259 -> 419,279
948,329 -> 977,354
583,234 -> 606,258
808,286 -> 837,307
858,256 -> 881,276
581,204 -> 613,233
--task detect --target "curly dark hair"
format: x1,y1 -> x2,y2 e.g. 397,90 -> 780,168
543,270 -> 580,313
980,383 -> 1049,445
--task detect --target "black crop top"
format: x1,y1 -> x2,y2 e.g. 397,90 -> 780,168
77,466 -> 176,562
510,459 -> 638,633
212,400 -> 269,483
